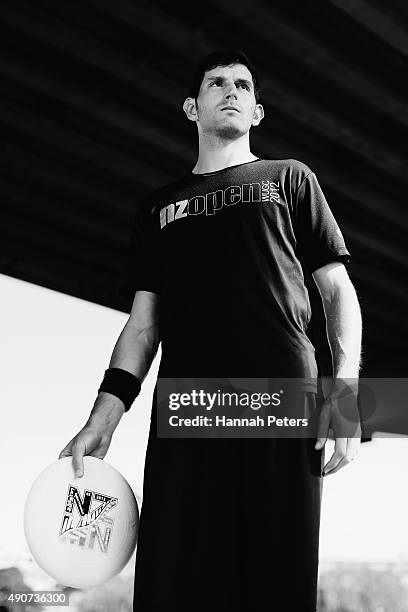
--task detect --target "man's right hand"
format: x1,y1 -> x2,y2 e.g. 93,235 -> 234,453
58,394 -> 125,478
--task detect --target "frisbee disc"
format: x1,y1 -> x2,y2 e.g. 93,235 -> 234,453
24,456 -> 139,588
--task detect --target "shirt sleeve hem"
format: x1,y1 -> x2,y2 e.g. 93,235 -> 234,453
309,252 -> 351,273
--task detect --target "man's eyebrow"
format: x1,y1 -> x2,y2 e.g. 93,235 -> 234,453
206,75 -> 253,87
235,78 -> 253,87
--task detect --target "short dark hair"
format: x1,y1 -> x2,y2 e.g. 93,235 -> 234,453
188,49 -> 261,102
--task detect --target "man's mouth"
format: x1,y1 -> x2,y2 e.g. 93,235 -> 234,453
221,106 -> 240,112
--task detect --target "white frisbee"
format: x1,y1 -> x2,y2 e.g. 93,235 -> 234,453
24,456 -> 139,589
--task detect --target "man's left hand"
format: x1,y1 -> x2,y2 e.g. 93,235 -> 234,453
314,379 -> 362,476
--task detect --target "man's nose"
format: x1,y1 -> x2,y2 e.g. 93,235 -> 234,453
225,83 -> 238,99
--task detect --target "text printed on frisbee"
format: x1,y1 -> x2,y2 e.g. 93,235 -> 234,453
59,484 -> 118,553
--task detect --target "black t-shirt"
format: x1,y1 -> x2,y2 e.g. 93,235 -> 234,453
121,158 -> 350,383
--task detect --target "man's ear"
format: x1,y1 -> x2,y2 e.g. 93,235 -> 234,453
183,97 -> 199,122
252,103 -> 265,127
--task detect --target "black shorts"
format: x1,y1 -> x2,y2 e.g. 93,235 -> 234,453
133,390 -> 324,612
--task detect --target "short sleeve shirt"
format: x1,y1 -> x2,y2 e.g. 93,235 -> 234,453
120,159 -> 350,383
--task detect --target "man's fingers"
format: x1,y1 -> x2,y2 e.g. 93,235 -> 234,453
58,428 -> 107,477
58,443 -> 74,460
323,437 -> 360,476
315,437 -> 327,450
72,441 -> 85,479
315,406 -> 330,450
323,437 -> 347,475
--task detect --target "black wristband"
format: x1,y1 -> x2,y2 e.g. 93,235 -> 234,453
98,368 -> 141,412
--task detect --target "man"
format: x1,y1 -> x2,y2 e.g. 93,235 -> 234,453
59,50 -> 362,611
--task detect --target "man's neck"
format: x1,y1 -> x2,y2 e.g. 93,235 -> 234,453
192,134 -> 258,174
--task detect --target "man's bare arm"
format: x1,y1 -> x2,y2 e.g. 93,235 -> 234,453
89,290 -> 160,424
312,262 -> 362,476
58,290 -> 160,476
312,262 -> 362,378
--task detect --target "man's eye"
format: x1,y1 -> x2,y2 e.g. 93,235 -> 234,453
238,83 -> 250,90
210,81 -> 222,86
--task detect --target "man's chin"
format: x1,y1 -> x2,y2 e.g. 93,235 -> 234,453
214,124 -> 246,140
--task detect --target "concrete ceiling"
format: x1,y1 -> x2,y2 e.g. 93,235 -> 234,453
1,0 -> 407,376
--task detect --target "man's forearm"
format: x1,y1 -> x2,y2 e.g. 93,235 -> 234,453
323,283 -> 362,379
87,318 -> 160,426
108,318 -> 160,382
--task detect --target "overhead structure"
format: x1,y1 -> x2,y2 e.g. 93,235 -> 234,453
0,0 -> 406,375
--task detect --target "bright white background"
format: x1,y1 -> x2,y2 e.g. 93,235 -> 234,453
1,273 -> 408,575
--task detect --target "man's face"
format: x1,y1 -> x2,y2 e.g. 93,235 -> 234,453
187,63 -> 264,138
